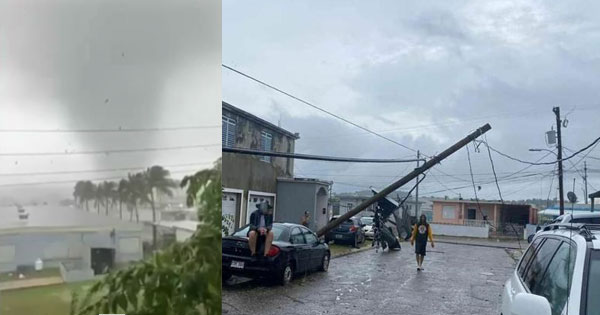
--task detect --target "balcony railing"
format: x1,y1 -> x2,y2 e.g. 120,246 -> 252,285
432,219 -> 489,227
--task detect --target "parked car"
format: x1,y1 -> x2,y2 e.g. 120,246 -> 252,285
360,216 -> 374,239
527,212 -> 600,243
501,223 -> 600,315
222,223 -> 330,285
325,216 -> 365,248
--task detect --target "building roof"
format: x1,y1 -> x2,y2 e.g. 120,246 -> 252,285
431,198 -> 533,207
0,205 -> 143,234
222,101 -> 300,140
156,220 -> 199,232
277,177 -> 332,186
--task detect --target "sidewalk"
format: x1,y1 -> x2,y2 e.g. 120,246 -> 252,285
433,235 -> 525,250
0,276 -> 63,291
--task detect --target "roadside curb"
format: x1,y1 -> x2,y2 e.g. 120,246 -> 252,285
435,239 -> 522,250
331,246 -> 374,259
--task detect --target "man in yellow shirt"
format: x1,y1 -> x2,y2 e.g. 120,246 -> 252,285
410,214 -> 434,271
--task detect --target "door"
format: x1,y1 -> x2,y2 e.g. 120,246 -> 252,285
467,209 -> 477,220
90,248 -> 115,275
289,227 -> 310,273
301,227 -> 322,270
222,192 -> 238,235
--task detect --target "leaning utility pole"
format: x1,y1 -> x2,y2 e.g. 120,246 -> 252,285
584,161 -> 588,204
553,107 -> 565,216
415,150 -> 420,218
317,123 -> 492,237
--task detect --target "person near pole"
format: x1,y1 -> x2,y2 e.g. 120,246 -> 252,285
410,214 -> 434,271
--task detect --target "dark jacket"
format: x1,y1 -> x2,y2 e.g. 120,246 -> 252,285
249,209 -> 273,232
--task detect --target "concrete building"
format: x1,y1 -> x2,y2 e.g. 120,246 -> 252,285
276,177 -> 332,231
0,205 -> 143,281
432,199 -> 537,236
222,101 -> 299,235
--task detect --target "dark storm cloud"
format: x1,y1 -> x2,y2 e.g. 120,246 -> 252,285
0,0 -> 220,203
223,1 -> 600,200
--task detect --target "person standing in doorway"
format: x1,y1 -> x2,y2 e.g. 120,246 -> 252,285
301,210 -> 310,228
410,214 -> 434,271
248,201 -> 274,257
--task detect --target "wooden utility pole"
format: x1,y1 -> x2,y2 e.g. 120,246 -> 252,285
553,107 -> 565,216
584,161 -> 588,204
317,123 -> 492,237
415,150 -> 420,218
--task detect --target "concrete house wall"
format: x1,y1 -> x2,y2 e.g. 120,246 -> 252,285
276,179 -> 331,231
0,229 -> 142,273
222,102 -> 299,229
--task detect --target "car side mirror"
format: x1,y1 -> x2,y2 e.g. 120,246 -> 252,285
511,293 -> 551,315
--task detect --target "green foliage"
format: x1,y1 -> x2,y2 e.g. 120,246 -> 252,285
71,160 -> 222,315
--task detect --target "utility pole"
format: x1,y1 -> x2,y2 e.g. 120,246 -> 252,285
553,106 -> 565,216
317,123 -> 492,237
415,150 -> 420,218
584,161 -> 588,204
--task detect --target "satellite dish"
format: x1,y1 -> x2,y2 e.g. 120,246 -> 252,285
567,191 -> 578,204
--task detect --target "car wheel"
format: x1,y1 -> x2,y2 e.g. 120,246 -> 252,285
319,253 -> 330,272
278,261 -> 294,286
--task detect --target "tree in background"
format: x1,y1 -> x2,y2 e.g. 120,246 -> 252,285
71,159 -> 221,315
145,165 -> 176,249
117,179 -> 129,220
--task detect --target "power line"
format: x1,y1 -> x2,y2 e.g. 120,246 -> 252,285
223,147 -> 424,163
0,162 -> 213,177
222,64 -> 423,156
0,143 -> 220,157
0,125 -> 220,133
487,135 -> 600,165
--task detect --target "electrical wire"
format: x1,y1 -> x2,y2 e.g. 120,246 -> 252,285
222,64 -> 424,156
0,162 -> 213,177
0,125 -> 220,133
0,143 -> 220,157
487,135 -> 600,165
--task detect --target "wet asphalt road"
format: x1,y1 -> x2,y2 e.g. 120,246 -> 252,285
222,242 -> 517,315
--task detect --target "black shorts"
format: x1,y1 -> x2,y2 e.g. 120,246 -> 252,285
415,241 -> 427,256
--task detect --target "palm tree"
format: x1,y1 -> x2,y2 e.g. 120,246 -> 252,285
145,166 -> 176,249
118,179 -> 129,220
81,181 -> 95,212
101,181 -> 117,216
94,182 -> 104,214
73,181 -> 85,208
128,172 -> 147,223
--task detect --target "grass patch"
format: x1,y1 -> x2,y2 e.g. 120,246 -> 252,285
0,268 -> 61,283
0,280 -> 96,315
328,240 -> 371,257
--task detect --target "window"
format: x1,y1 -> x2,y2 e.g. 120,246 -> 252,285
222,116 -> 236,148
586,250 -> 600,315
523,238 -> 561,292
290,227 -> 305,244
533,241 -> 576,315
260,131 -> 272,162
518,237 -> 543,278
442,205 -> 456,219
301,228 -> 318,245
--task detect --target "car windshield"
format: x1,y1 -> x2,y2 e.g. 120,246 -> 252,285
232,225 -> 286,241
586,250 -> 600,315
360,217 -> 373,225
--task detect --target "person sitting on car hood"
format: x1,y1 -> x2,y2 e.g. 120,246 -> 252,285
248,201 -> 274,257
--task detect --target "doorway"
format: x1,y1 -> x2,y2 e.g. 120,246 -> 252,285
90,248 -> 115,275
467,208 -> 477,220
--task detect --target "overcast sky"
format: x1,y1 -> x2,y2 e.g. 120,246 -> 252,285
0,0 -> 221,204
223,1 -> 600,202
